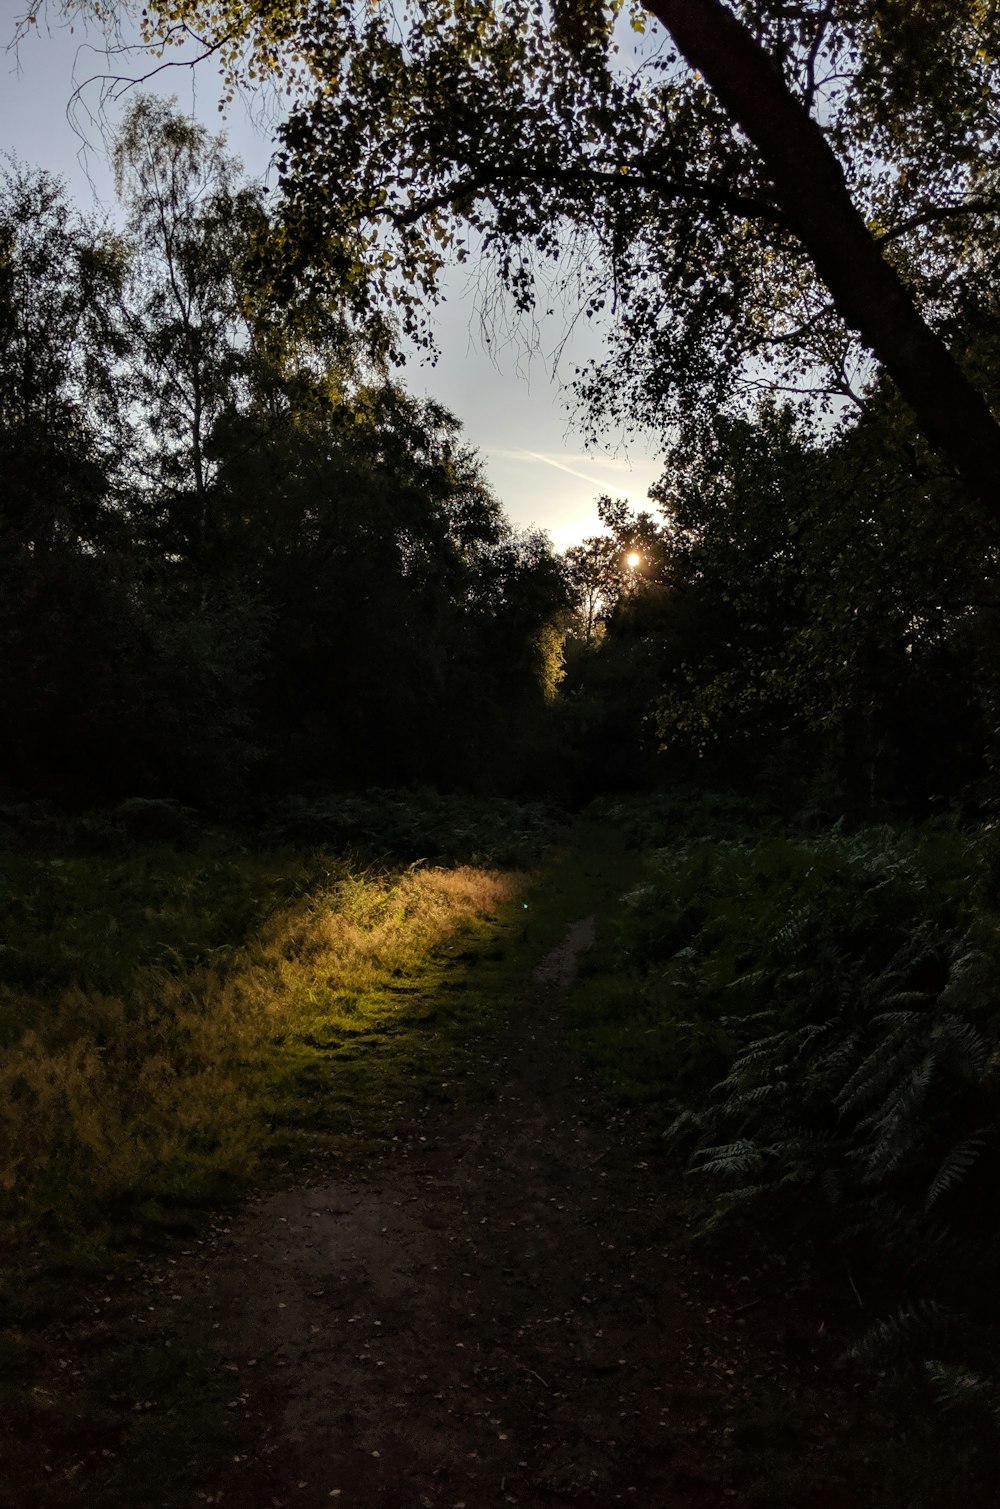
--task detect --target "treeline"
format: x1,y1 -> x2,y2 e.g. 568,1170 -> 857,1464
0,98 -> 569,809
7,99 -> 1000,823
560,380 -> 1000,816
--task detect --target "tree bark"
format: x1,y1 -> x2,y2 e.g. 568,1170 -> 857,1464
644,0 -> 1000,515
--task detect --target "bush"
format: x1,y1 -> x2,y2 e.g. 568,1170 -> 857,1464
257,788 -> 559,867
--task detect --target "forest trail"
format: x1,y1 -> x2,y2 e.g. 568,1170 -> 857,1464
118,911 -> 860,1509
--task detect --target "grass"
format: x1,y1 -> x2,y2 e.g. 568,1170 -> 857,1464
260,862 -> 528,1163
0,841 -> 526,1258
0,817 -> 639,1294
0,834 -> 530,1509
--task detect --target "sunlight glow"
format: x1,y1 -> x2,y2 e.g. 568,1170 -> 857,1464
626,552 -> 641,569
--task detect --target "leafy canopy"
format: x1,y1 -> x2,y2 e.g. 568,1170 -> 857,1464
57,0 -> 1000,436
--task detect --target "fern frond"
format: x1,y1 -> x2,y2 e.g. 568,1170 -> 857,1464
718,1086 -> 791,1121
808,1031 -> 861,1088
924,1359 -> 999,1412
925,1133 -> 987,1211
836,1014 -> 922,1115
773,907 -> 811,959
856,1054 -> 936,1138
844,1299 -> 952,1365
853,1059 -> 935,1183
879,990 -> 935,1011
690,1139 -> 772,1178
931,1016 -> 989,1079
711,1037 -> 786,1093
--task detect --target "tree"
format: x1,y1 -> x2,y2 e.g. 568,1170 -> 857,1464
112,97 -> 280,587
211,374 -> 571,790
647,392 -> 1000,807
0,160 -> 124,561
60,0 -> 1000,512
563,494 -> 670,644
557,498 -> 674,793
0,162 -> 135,795
636,0 -> 1000,508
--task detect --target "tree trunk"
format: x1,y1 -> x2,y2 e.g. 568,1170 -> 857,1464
644,0 -> 1000,515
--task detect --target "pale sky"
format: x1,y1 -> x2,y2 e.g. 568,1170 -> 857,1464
1,9 -> 666,548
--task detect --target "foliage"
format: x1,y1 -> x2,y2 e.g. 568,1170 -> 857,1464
259,788 -> 559,867
18,15 -> 1000,813
556,496 -> 676,795
0,106 -> 570,807
568,818 -> 1000,1370
587,786 -> 777,845
654,398 -> 1000,743
74,0 -> 1000,471
563,395 -> 1000,812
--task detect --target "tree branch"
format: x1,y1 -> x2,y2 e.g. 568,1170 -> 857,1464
875,199 -> 1000,246
387,161 -> 795,234
802,1 -> 835,114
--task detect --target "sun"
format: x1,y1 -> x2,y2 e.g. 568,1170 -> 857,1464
626,551 -> 641,569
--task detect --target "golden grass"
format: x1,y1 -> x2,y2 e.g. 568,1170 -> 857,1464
0,860 -> 522,1230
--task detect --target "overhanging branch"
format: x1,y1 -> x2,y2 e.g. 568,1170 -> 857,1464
386,161 -> 795,234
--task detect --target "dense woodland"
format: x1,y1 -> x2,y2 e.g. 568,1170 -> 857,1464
6,99 -> 998,815
1,100 -> 572,806
7,0 -> 1000,1500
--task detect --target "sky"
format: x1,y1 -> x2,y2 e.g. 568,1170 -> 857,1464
0,8 -> 666,549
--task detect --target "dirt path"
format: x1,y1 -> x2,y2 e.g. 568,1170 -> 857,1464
111,919 -> 888,1509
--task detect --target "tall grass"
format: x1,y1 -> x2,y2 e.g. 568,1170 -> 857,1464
0,843 -> 520,1240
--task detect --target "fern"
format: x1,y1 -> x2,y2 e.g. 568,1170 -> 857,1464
690,1139 -> 774,1178
924,1360 -> 1000,1412
773,906 -> 812,959
845,1299 -> 953,1366
717,1080 -> 789,1115
925,1133 -> 987,1212
931,1015 -> 990,1078
585,821 -> 1000,1400
835,1011 -> 925,1116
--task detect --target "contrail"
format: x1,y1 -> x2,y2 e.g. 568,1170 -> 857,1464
521,451 -> 614,490
520,451 -> 653,511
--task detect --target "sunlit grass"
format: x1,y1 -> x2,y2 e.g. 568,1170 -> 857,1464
0,845 -> 522,1247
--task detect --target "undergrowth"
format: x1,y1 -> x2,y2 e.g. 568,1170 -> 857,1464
569,818 -> 1000,1399
587,787 -> 777,848
0,788 -> 560,869
0,816 -> 623,1509
257,788 -> 558,866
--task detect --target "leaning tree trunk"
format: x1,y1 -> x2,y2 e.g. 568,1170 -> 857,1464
644,0 -> 1000,516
